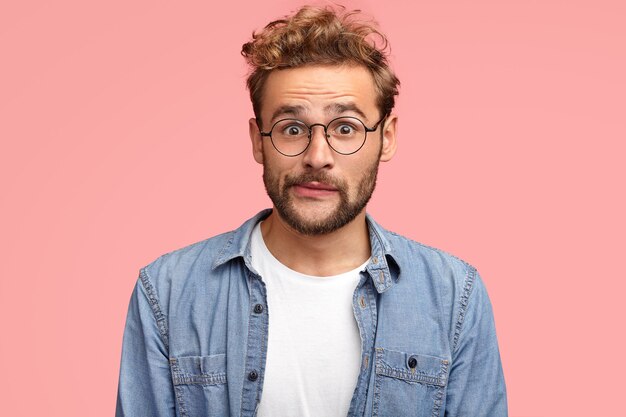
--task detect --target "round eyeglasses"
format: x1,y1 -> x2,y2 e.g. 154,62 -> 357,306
258,116 -> 385,157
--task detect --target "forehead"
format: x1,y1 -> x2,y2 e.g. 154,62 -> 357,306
260,65 -> 378,123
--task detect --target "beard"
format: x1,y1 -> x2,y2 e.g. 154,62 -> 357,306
262,156 -> 380,236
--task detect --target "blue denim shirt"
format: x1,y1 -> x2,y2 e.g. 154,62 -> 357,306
116,209 -> 507,417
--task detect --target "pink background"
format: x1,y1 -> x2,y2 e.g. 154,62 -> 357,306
1,1 -> 624,416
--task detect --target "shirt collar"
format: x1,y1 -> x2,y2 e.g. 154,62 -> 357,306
212,209 -> 400,293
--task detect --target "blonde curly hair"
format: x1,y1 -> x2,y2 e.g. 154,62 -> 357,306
241,5 -> 400,126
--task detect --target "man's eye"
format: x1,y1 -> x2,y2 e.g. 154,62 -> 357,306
335,124 -> 356,135
282,125 -> 305,136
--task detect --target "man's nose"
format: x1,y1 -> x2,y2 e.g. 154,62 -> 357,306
301,124 -> 334,169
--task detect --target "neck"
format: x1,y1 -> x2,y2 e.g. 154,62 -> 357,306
260,209 -> 371,277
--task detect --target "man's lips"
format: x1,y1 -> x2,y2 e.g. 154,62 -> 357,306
292,181 -> 339,197
297,181 -> 338,191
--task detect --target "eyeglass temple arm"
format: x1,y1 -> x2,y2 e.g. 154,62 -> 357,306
365,115 -> 387,132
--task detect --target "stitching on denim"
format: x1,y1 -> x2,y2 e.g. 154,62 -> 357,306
376,367 -> 445,386
169,358 -> 189,417
375,356 -> 446,387
139,268 -> 169,350
365,282 -> 377,345
254,272 -> 269,406
452,266 -> 476,352
172,372 -> 227,386
361,280 -> 378,417
374,348 -> 450,416
238,272 -> 253,415
347,274 -> 371,417
431,359 -> 449,417
239,268 -> 268,414
386,230 -> 473,269
372,348 -> 384,417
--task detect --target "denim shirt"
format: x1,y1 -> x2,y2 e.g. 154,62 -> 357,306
116,210 -> 507,417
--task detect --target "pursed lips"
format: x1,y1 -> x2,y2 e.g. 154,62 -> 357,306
298,181 -> 338,191
292,181 -> 339,197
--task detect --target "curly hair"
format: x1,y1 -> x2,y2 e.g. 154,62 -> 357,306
241,5 -> 400,126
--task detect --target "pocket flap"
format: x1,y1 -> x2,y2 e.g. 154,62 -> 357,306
375,348 -> 449,387
170,354 -> 227,386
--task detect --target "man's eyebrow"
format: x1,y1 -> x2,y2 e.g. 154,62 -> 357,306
270,105 -> 307,123
324,102 -> 368,121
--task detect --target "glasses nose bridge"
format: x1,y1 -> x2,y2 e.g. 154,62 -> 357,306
307,122 -> 330,141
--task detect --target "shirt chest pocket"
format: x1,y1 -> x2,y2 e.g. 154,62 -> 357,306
373,348 -> 449,417
170,354 -> 229,417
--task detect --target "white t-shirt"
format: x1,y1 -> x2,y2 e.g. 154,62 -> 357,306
251,222 -> 367,417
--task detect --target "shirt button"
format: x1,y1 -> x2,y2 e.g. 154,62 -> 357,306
408,357 -> 418,369
248,370 -> 259,381
254,304 -> 264,314
372,256 -> 378,264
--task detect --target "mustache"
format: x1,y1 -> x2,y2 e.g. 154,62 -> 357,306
283,172 -> 346,191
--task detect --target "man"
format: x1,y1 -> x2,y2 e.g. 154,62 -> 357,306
116,5 -> 507,417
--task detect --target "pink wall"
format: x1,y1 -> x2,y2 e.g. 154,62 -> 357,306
1,1 -> 624,416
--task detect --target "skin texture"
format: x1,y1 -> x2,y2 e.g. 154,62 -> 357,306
249,64 -> 398,276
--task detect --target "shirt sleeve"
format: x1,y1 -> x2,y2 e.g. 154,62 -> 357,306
116,271 -> 177,417
444,269 -> 508,416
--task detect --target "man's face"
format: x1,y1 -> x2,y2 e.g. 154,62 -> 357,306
250,65 -> 397,235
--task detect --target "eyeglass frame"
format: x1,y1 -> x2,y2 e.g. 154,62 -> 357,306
257,115 -> 387,157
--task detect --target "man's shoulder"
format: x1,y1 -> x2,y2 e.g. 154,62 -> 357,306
142,229 -> 235,279
377,225 -> 483,306
372,221 -> 476,277
139,210 -> 269,286
381,228 -> 490,340
151,230 -> 235,269
385,229 -> 475,275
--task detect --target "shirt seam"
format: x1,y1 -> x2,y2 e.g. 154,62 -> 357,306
452,265 -> 476,353
139,267 -> 170,350
386,230 -> 474,269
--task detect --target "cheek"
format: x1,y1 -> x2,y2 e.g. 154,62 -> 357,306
366,132 -> 384,156
264,156 -> 298,183
346,156 -> 379,191
343,165 -> 368,191
345,152 -> 379,178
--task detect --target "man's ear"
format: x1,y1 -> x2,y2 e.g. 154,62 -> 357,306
249,118 -> 264,164
379,114 -> 398,162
